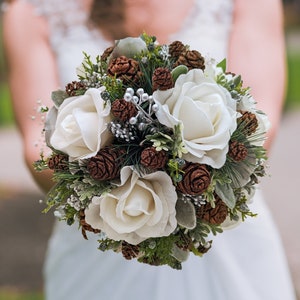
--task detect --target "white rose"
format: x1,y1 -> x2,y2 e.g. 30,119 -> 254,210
154,69 -> 237,168
85,166 -> 177,245
48,87 -> 112,160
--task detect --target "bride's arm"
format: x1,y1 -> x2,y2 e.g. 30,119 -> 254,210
3,0 -> 59,192
228,0 -> 286,151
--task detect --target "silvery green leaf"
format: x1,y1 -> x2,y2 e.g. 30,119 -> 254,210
175,198 -> 196,229
51,90 -> 69,107
171,245 -> 190,262
44,106 -> 58,148
171,65 -> 188,82
215,182 -> 236,209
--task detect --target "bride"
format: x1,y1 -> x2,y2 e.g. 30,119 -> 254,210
2,0 -> 297,299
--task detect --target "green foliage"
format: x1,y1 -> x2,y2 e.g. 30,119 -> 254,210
0,83 -> 14,125
138,235 -> 182,269
0,291 -> 43,300
189,220 -> 223,245
285,50 -> 300,109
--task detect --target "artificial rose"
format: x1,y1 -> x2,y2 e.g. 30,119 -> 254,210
84,166 -> 177,245
48,87 -> 112,161
153,69 -> 237,168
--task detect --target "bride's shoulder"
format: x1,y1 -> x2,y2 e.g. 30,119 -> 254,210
2,0 -> 49,41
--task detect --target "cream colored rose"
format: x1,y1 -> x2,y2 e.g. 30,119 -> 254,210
154,69 -> 237,168
48,87 -> 112,161
84,166 -> 177,245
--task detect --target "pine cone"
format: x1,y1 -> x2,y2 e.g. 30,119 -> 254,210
152,67 -> 174,91
196,196 -> 228,225
121,241 -> 140,260
176,234 -> 193,251
87,147 -> 125,181
47,154 -> 69,171
65,81 -> 86,96
79,210 -> 101,240
101,46 -> 114,62
140,147 -> 168,169
228,140 -> 248,162
176,162 -> 211,196
108,56 -> 141,84
174,50 -> 205,70
111,98 -> 137,122
238,111 -> 259,136
197,242 -> 212,254
168,40 -> 186,59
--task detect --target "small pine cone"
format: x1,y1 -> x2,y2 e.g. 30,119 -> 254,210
65,81 -> 86,96
196,196 -> 228,225
140,147 -> 168,169
238,111 -> 259,136
174,50 -> 205,70
152,67 -> 174,91
111,98 -> 137,122
79,210 -> 101,240
176,162 -> 211,196
121,241 -> 140,260
47,154 -> 68,171
168,40 -> 186,59
197,242 -> 212,254
101,46 -> 114,62
176,235 -> 193,251
87,147 -> 125,181
108,56 -> 141,83
228,140 -> 248,162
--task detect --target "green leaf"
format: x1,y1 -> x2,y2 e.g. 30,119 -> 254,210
51,90 -> 69,107
175,199 -> 196,229
171,65 -> 189,82
215,181 -> 236,209
217,58 -> 227,73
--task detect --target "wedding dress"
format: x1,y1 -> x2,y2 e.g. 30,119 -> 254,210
13,0 -> 297,299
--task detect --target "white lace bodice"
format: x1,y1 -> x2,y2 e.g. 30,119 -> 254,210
4,0 -> 234,87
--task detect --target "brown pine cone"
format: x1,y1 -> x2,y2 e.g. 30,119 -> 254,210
197,242 -> 212,254
152,67 -> 174,91
140,147 -> 168,170
108,56 -> 141,84
101,46 -> 114,62
174,50 -> 205,70
79,210 -> 101,240
228,140 -> 248,162
111,98 -> 137,122
87,147 -> 125,181
65,81 -> 86,96
176,162 -> 211,196
196,196 -> 228,225
176,234 -> 193,251
168,40 -> 186,59
238,111 -> 259,136
121,241 -> 140,260
47,154 -> 69,171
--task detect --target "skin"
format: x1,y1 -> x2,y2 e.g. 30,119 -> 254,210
2,0 -> 286,192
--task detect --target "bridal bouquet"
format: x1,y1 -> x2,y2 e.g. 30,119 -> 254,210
35,34 -> 269,269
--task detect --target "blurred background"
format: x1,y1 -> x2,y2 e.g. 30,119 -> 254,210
0,0 -> 300,299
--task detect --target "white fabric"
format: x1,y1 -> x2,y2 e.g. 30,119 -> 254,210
20,0 -> 296,299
